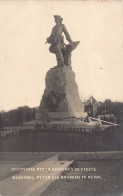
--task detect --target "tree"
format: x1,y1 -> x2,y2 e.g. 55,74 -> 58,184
25,111 -> 31,122
16,109 -> 23,126
0,113 -> 3,131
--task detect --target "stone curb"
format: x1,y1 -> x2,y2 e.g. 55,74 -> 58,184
58,151 -> 123,161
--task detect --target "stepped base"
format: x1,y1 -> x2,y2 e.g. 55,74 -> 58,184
35,111 -> 87,120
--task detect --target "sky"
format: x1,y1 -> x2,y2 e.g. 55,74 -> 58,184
0,0 -> 123,111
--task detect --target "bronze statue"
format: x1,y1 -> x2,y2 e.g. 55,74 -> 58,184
46,15 -> 80,67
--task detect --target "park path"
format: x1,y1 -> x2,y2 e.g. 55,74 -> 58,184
0,152 -> 57,181
0,153 -> 73,196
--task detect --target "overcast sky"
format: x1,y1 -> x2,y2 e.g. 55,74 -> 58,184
0,0 -> 123,111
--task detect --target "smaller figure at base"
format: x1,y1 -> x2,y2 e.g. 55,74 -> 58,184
46,15 -> 74,67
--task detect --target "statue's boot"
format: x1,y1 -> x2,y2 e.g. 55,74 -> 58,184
56,50 -> 64,67
58,59 -> 64,67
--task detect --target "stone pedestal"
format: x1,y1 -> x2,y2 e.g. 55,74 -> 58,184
35,65 -> 86,121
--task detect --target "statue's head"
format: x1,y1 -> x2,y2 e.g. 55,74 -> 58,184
54,15 -> 63,23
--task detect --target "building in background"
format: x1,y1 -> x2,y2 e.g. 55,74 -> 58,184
83,96 -> 101,117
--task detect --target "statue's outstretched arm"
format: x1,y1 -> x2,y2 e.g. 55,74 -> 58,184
62,24 -> 73,44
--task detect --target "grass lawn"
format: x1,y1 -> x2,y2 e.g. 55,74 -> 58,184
41,160 -> 123,196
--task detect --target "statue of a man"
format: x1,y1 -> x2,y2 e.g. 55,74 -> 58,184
46,15 -> 73,66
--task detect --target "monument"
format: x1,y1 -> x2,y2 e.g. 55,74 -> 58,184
35,15 -> 87,122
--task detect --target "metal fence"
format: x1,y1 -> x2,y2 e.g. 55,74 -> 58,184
0,126 -> 122,152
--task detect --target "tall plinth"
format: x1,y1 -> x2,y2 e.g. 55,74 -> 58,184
35,65 -> 86,121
